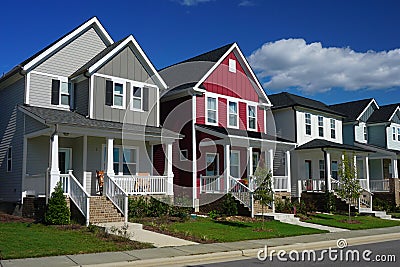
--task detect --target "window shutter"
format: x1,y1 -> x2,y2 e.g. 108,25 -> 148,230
143,87 -> 149,111
105,80 -> 113,106
51,79 -> 60,105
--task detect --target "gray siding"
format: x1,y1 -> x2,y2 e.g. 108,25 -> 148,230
368,125 -> 386,147
359,104 -> 377,122
0,78 -> 25,202
342,124 -> 354,145
74,79 -> 89,116
271,108 -> 296,142
35,27 -> 107,77
24,115 -> 48,135
97,46 -> 156,85
92,76 -> 158,125
392,112 -> 400,124
29,72 -> 66,109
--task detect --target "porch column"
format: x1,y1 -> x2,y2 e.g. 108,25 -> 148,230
354,155 -> 357,179
106,138 -> 114,177
392,158 -> 398,178
364,155 -> 370,191
164,143 -> 174,195
82,135 -> 88,190
268,149 -> 274,176
326,151 -> 332,191
50,133 -> 60,193
248,147 -> 253,177
286,151 -> 291,193
224,144 -> 230,193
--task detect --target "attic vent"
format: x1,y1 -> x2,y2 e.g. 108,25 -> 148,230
229,59 -> 236,73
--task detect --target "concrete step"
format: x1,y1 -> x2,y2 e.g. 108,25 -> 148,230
359,210 -> 393,220
256,212 -> 301,223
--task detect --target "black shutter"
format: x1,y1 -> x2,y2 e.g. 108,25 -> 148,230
51,79 -> 60,105
105,80 -> 113,106
143,87 -> 149,111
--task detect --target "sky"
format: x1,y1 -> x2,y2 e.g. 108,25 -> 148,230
1,0 -> 400,106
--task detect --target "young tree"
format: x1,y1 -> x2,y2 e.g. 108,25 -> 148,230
253,166 -> 274,229
337,152 -> 362,222
45,181 -> 71,225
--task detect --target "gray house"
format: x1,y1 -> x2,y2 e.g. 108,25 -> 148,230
0,17 -> 179,224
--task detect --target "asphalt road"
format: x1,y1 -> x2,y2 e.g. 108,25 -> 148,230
190,239 -> 400,267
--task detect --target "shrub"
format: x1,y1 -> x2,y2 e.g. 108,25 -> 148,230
275,198 -> 294,213
325,192 -> 336,213
128,196 -> 149,218
221,194 -> 238,216
44,182 -> 70,225
208,210 -> 219,220
128,196 -> 190,219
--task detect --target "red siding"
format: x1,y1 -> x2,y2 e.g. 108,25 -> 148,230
153,145 -> 165,176
218,98 -> 227,128
239,102 -> 247,130
258,107 -> 264,133
196,95 -> 205,124
202,52 -> 259,102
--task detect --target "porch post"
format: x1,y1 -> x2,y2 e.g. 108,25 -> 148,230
82,135 -> 88,190
224,144 -> 230,193
165,143 -> 174,195
248,147 -> 253,177
106,138 -> 114,177
326,151 -> 332,191
286,151 -> 291,193
50,133 -> 60,193
392,158 -> 398,178
268,149 -> 274,176
354,155 -> 357,179
364,155 -> 370,191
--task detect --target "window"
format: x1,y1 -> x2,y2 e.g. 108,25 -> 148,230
318,116 -> 324,137
228,101 -> 238,127
51,79 -> 71,106
364,126 -> 368,141
330,119 -> 336,139
230,151 -> 240,178
393,127 -> 397,141
113,83 -> 124,107
319,160 -> 325,179
248,105 -> 257,130
180,150 -> 188,161
331,161 -> 338,180
207,97 -> 217,124
112,147 -> 137,175
229,59 -> 236,73
398,128 -> 400,141
60,82 -> 71,106
305,113 -> 311,135
6,146 -> 12,172
132,86 -> 142,110
252,152 -> 259,173
206,153 -> 219,176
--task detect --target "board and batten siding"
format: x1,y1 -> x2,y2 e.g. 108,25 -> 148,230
74,79 -> 89,116
359,104 -> 377,122
0,78 -> 25,202
34,27 -> 107,77
342,124 -> 355,145
368,124 -> 386,148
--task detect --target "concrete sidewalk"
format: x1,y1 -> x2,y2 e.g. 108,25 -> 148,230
1,226 -> 400,267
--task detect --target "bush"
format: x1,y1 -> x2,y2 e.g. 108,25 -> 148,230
208,210 -> 219,220
128,196 -> 190,219
44,182 -> 70,225
221,194 -> 238,216
325,192 -> 336,213
275,198 -> 294,213
373,198 -> 397,212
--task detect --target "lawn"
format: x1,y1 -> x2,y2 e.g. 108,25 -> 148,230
304,213 -> 400,230
142,217 -> 327,243
0,222 -> 153,260
389,213 -> 400,219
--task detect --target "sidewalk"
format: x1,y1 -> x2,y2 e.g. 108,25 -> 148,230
1,226 -> 400,267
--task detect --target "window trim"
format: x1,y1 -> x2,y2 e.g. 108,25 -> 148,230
331,160 -> 338,180
330,118 -> 336,139
131,85 -> 143,111
180,149 -> 188,161
397,128 -> 400,142
252,151 -> 259,174
101,145 -> 139,175
364,125 -> 368,141
393,127 -> 396,141
318,116 -> 324,137
228,59 -> 236,73
205,96 -> 218,126
59,80 -> 72,107
111,78 -> 126,109
319,159 -> 325,179
228,100 -> 239,129
6,146 -> 12,172
230,150 -> 240,179
305,113 -> 311,135
206,152 -> 219,176
247,104 -> 257,131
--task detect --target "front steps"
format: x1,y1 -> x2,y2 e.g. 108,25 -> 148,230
359,209 -> 393,219
89,196 -> 125,224
258,212 -> 300,224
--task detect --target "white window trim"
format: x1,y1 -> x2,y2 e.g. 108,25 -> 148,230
318,116 -> 324,137
112,79 -> 126,109
364,125 -> 368,141
305,113 -> 311,135
206,152 -> 219,176
228,100 -> 239,129
397,128 -> 400,142
131,84 -> 143,112
205,96 -> 218,126
247,104 -> 257,131
393,127 -> 396,141
228,59 -> 236,73
230,150 -> 240,179
180,149 -> 188,161
101,145 -> 139,175
330,119 -> 336,139
6,146 -> 12,172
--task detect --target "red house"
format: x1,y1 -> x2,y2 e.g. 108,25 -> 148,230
158,43 -> 294,212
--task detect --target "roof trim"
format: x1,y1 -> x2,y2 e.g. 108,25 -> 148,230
388,106 -> 400,122
22,17 -> 114,71
87,35 -> 168,90
193,43 -> 271,105
355,98 -> 379,121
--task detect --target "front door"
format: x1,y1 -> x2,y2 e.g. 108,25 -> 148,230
59,148 -> 72,174
305,160 -> 312,179
206,153 -> 219,176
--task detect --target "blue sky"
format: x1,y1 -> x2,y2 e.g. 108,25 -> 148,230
1,0 -> 400,105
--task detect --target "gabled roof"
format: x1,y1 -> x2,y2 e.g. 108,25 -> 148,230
296,139 -> 371,152
0,17 -> 113,84
159,43 -> 270,104
367,103 -> 400,123
70,35 -> 167,89
329,98 -> 376,122
269,92 -> 345,117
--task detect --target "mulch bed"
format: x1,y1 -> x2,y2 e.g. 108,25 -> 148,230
0,212 -> 35,223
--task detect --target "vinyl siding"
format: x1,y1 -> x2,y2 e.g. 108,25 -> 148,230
0,78 -> 25,202
368,125 -> 386,148
342,124 -> 354,145
359,104 -> 377,122
387,123 -> 400,151
35,27 -> 107,77
74,79 -> 89,116
354,122 -> 367,143
271,108 -> 296,142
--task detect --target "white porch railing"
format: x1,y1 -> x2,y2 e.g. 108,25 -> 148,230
200,175 -> 224,193
273,176 -> 289,192
60,171 -> 90,226
358,179 -> 368,190
113,175 -> 168,195
301,179 -> 326,192
104,175 -> 128,223
229,176 -> 253,209
370,180 -> 390,192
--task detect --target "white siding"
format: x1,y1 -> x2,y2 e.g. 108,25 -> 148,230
387,123 -> 400,151
355,122 -> 367,143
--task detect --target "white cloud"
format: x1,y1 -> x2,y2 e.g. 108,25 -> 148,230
177,0 -> 213,6
248,38 -> 400,94
238,1 -> 255,7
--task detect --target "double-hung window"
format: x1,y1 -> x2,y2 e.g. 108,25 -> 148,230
51,78 -> 71,107
132,86 -> 142,110
6,146 -> 12,172
248,105 -> 257,130
398,128 -> 400,141
393,127 -> 396,141
230,151 -> 240,178
60,82 -> 71,106
330,119 -> 336,139
319,160 -> 325,179
331,161 -> 338,180
113,83 -> 124,107
228,101 -> 238,127
112,147 -> 138,175
318,116 -> 324,137
364,126 -> 368,141
305,113 -> 311,135
207,97 -> 217,124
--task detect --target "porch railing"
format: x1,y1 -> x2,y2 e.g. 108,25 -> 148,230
369,180 -> 390,192
200,175 -> 224,193
358,179 -> 368,190
60,171 -> 90,226
229,176 -> 253,209
113,175 -> 168,195
301,179 -> 325,192
104,175 -> 128,223
273,176 -> 289,192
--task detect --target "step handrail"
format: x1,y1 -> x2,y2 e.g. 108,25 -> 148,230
104,174 -> 128,223
66,170 -> 90,226
228,176 -> 253,209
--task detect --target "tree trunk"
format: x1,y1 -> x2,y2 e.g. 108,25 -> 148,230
262,201 -> 265,230
348,203 -> 351,223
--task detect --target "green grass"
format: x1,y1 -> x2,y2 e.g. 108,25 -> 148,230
389,213 -> 400,219
0,223 -> 152,260
305,213 -> 400,230
151,217 -> 326,242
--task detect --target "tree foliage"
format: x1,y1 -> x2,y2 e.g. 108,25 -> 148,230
45,182 -> 70,225
253,166 -> 274,228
